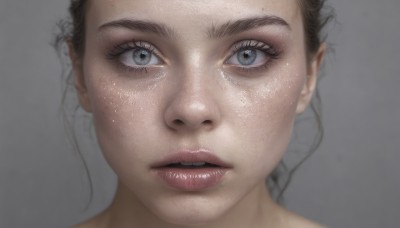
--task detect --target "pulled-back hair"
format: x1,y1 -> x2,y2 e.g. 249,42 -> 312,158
67,0 -> 333,57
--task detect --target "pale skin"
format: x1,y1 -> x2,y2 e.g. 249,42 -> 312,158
70,0 -> 326,227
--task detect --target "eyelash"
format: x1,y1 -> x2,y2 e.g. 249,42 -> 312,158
105,40 -> 281,74
226,40 -> 281,73
106,41 -> 161,73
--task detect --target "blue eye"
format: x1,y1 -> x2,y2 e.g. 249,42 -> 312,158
120,47 -> 161,67
237,49 -> 257,65
227,48 -> 269,67
224,40 -> 280,71
106,41 -> 164,72
132,48 -> 152,65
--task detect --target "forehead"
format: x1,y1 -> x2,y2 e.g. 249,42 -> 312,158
86,0 -> 302,32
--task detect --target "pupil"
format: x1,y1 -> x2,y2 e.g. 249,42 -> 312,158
238,49 -> 256,66
133,48 -> 151,65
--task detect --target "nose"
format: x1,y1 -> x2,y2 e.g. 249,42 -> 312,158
164,71 -> 221,133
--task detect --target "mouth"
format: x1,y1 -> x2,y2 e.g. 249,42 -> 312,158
151,150 -> 231,191
151,150 -> 232,169
163,162 -> 221,169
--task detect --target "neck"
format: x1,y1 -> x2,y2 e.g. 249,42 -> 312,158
101,180 -> 285,228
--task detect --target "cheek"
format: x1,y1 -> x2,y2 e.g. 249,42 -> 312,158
89,79 -> 134,135
84,71 -> 162,169
229,64 -> 306,175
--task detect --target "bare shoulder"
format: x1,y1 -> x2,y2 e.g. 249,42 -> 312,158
73,211 -> 110,228
73,219 -> 98,228
280,208 -> 326,228
288,215 -> 326,228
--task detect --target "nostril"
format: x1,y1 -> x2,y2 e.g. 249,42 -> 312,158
173,119 -> 184,125
171,119 -> 213,128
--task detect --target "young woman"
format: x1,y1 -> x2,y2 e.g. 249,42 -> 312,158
61,0 -> 331,227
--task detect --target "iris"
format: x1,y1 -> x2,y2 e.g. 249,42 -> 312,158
237,49 -> 257,66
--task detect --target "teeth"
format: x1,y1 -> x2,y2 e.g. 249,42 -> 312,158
180,162 -> 206,166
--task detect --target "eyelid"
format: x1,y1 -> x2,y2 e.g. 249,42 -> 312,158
222,39 -> 282,74
225,39 -> 279,62
105,40 -> 166,74
106,41 -> 165,64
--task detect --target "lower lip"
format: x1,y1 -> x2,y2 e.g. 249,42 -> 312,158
154,167 -> 228,191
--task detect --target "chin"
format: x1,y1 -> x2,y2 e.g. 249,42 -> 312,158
147,194 -> 234,226
155,208 -> 226,226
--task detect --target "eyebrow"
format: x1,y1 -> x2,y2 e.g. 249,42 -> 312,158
98,15 -> 290,39
98,19 -> 176,38
208,16 -> 290,39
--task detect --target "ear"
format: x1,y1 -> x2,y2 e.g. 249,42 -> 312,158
296,43 -> 326,114
67,41 -> 92,113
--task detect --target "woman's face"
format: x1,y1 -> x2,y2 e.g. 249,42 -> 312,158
73,0 -> 322,225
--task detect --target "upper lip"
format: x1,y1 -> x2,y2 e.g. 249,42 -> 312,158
151,150 -> 232,168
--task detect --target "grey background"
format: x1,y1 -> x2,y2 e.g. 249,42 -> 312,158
1,0 -> 399,227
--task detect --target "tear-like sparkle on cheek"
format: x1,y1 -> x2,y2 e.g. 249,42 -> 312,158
238,90 -> 250,107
